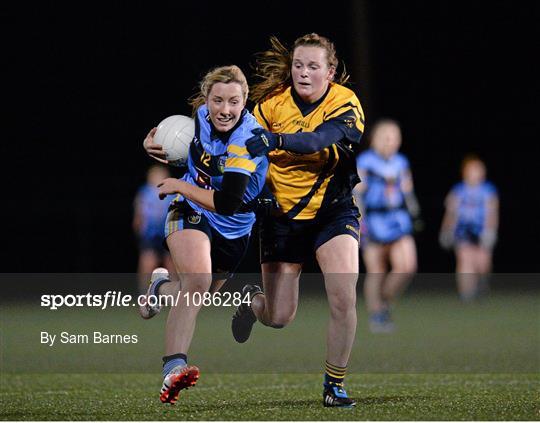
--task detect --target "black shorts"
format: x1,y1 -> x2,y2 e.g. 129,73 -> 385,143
260,199 -> 360,264
165,201 -> 249,279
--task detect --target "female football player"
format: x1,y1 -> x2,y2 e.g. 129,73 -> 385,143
142,65 -> 268,404
354,119 -> 419,333
439,155 -> 499,301
231,33 -> 365,408
132,164 -> 175,294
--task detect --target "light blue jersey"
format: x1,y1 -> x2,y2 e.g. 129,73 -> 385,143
451,181 -> 497,242
135,184 -> 170,240
169,105 -> 268,239
356,149 -> 412,243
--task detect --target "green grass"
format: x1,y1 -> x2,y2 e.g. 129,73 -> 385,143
1,373 -> 538,420
1,290 -> 539,420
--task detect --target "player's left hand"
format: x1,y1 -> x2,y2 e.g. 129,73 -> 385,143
246,128 -> 282,157
157,178 -> 183,200
439,230 -> 454,250
480,229 -> 497,250
413,217 -> 425,233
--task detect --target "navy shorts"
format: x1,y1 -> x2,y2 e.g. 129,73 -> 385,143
455,222 -> 482,245
362,209 -> 413,245
139,235 -> 167,255
165,201 -> 249,278
260,199 -> 360,264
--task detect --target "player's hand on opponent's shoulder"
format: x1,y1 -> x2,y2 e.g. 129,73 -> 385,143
157,178 -> 183,200
143,127 -> 169,164
246,128 -> 283,157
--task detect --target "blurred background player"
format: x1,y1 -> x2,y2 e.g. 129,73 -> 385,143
141,65 -> 268,405
232,33 -> 364,408
354,119 -> 420,333
132,164 -> 175,294
439,154 -> 499,301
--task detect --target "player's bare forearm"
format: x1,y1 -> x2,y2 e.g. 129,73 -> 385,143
441,194 -> 458,231
157,178 -> 216,212
440,209 -> 456,232
180,182 -> 216,212
485,197 -> 499,231
132,215 -> 142,234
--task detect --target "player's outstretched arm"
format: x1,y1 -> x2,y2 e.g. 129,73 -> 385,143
246,111 -> 362,157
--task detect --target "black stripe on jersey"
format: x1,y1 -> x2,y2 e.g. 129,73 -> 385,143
285,147 -> 337,219
318,142 -> 361,213
324,102 -> 365,124
321,109 -> 364,145
257,103 -> 271,130
292,86 -> 331,117
366,168 -> 391,184
194,113 -> 202,142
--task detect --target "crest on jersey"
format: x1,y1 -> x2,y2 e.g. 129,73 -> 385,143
343,117 -> 356,129
218,156 -> 226,174
188,212 -> 201,225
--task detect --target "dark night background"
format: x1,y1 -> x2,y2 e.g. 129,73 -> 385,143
4,1 -> 537,273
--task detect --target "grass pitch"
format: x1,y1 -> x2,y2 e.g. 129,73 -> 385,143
1,373 -> 538,420
1,289 -> 539,420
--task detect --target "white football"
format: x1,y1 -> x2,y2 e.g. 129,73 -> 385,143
153,115 -> 195,165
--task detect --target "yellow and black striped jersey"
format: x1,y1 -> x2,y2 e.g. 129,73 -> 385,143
253,83 -> 365,219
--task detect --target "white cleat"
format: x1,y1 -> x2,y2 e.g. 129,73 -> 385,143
138,267 -> 169,319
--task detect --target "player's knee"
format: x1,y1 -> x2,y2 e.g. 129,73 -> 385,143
180,277 -> 212,295
269,316 -> 294,328
267,310 -> 296,328
393,261 -> 417,274
328,294 -> 356,318
406,262 -> 417,274
269,322 -> 285,329
367,266 -> 387,273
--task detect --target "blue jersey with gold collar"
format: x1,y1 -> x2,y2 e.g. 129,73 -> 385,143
170,105 -> 268,239
356,149 -> 412,243
136,183 -> 170,239
451,181 -> 497,237
356,149 -> 410,211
